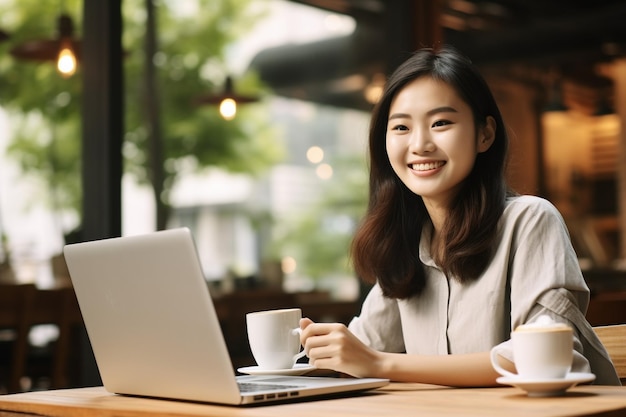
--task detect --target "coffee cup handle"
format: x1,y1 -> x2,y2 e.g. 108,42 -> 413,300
490,345 -> 518,378
292,328 -> 307,361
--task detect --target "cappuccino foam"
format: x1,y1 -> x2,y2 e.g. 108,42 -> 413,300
515,315 -> 571,332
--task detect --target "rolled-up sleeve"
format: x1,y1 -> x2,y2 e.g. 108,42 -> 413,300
506,198 -> 589,331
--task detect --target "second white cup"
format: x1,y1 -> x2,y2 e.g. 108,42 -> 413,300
246,308 -> 307,370
491,319 -> 573,380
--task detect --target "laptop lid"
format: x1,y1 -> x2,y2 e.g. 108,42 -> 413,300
64,228 -> 388,405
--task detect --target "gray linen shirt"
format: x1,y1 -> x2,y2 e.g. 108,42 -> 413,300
348,195 -> 620,385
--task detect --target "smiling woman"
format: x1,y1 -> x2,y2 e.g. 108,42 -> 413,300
298,46 -> 621,387
385,76 -> 495,214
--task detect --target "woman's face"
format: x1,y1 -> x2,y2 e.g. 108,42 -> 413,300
385,76 -> 493,209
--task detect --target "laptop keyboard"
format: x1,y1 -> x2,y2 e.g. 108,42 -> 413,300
238,382 -> 303,393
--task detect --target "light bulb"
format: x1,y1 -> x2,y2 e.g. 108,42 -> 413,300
57,45 -> 77,77
219,98 -> 237,120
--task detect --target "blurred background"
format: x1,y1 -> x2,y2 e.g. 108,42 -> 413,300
1,0 -> 626,392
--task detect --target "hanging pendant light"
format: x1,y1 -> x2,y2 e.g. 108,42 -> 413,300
10,13 -> 80,78
194,76 -> 259,121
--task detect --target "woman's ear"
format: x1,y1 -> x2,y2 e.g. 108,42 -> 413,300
477,116 -> 496,153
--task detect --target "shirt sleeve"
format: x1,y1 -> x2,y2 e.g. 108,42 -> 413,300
348,283 -> 406,352
492,197 -> 620,383
506,197 -> 590,331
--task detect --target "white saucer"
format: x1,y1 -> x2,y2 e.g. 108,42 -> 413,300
237,363 -> 317,376
496,372 -> 596,397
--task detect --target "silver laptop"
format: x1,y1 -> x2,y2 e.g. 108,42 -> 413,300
63,228 -> 388,405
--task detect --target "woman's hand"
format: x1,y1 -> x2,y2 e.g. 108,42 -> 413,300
299,317 -> 384,378
299,318 -> 501,385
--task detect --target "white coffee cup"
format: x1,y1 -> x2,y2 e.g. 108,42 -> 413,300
246,308 -> 307,370
490,316 -> 573,380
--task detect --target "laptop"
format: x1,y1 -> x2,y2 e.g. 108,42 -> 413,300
63,228 -> 388,405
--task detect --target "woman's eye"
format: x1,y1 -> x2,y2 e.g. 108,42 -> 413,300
391,124 -> 409,131
432,120 -> 452,128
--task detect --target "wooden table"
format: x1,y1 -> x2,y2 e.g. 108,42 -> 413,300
0,384 -> 626,417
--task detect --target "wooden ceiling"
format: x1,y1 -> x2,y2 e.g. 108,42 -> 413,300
249,0 -> 626,110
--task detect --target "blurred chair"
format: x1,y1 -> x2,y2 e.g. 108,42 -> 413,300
0,283 -> 35,393
0,283 -> 82,393
593,324 -> 626,384
28,286 -> 82,389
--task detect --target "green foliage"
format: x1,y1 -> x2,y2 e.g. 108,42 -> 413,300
0,0 -> 283,227
0,1 -> 83,214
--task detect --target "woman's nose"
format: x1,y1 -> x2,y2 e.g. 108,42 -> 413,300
408,130 -> 435,153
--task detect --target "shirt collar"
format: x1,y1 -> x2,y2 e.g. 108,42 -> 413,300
419,222 -> 438,267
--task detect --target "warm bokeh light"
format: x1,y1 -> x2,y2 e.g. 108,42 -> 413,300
281,256 -> 297,274
306,146 -> 324,163
219,98 -> 237,120
57,46 -> 77,77
364,73 -> 386,104
316,163 -> 333,179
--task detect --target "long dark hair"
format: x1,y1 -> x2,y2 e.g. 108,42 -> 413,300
351,46 -> 510,299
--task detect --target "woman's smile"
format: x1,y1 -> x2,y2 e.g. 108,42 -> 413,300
409,160 -> 446,173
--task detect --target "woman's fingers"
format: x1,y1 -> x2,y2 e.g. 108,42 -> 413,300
299,317 -> 314,329
301,323 -> 352,359
297,320 -> 378,377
